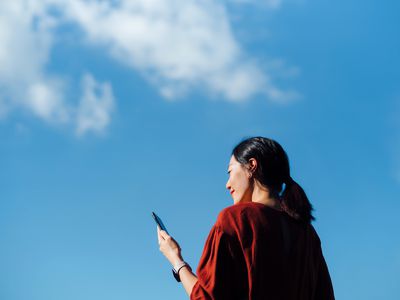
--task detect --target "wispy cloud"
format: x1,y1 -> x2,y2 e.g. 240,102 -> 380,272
0,0 -> 297,134
229,0 -> 283,10
61,0 -> 294,102
76,74 -> 114,136
0,1 -> 66,123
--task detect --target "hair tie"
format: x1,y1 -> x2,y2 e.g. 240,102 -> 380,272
279,176 -> 294,196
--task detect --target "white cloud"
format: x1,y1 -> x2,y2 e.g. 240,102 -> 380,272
0,2 -> 51,83
26,79 -> 69,122
0,1 -> 68,123
229,0 -> 283,10
0,0 -> 297,134
76,74 -> 114,136
61,0 -> 286,101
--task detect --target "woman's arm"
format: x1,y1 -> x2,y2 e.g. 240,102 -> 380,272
158,229 -> 198,297
178,265 -> 198,296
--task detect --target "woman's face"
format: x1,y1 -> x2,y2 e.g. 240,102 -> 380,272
226,155 -> 253,204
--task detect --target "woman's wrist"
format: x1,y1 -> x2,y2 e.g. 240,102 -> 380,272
179,264 -> 192,274
170,252 -> 184,266
170,247 -> 188,267
172,260 -> 192,282
173,261 -> 191,274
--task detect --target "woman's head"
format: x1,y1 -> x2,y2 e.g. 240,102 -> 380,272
226,136 -> 315,224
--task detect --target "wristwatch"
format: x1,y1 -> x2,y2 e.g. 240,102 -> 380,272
172,261 -> 191,282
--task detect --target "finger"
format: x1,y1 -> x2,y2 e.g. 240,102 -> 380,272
157,226 -> 163,243
159,229 -> 170,239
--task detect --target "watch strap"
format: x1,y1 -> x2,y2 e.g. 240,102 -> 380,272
172,261 -> 190,282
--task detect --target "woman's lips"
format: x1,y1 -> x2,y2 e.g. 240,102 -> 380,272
230,190 -> 235,195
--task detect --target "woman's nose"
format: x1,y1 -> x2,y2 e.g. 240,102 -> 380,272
226,180 -> 231,190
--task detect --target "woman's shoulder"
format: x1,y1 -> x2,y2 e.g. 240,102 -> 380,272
218,201 -> 279,218
215,202 -> 267,232
217,202 -> 254,219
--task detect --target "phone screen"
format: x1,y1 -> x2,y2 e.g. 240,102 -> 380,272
152,212 -> 169,235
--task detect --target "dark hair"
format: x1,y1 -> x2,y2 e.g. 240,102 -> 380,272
232,136 -> 315,224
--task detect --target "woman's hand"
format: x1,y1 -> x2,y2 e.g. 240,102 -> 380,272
157,227 -> 184,266
157,227 -> 198,296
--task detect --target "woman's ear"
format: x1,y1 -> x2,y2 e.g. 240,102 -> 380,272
248,158 -> 257,174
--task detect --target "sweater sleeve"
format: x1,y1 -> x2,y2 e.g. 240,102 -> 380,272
314,246 -> 335,300
190,225 -> 238,300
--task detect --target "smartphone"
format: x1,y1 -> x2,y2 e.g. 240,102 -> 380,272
152,211 -> 169,235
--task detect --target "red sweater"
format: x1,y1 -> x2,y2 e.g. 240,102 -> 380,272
190,201 -> 335,300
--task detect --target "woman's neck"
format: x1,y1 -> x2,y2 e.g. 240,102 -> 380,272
251,181 -> 282,211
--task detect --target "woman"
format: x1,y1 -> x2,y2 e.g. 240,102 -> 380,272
157,136 -> 335,299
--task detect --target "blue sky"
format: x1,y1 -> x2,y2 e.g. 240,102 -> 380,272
1,0 -> 399,299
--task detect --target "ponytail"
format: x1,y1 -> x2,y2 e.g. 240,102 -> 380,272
281,177 -> 315,224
